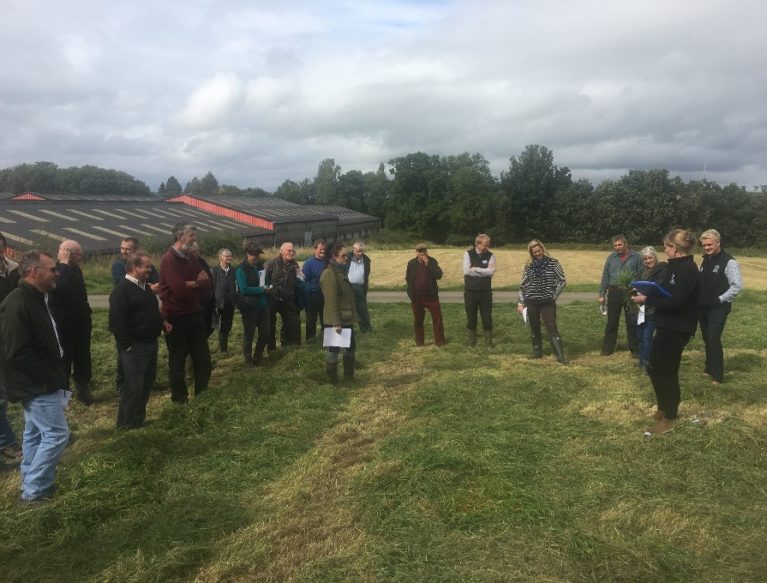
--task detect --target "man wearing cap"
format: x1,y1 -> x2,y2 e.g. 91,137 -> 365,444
405,244 -> 445,346
159,222 -> 212,403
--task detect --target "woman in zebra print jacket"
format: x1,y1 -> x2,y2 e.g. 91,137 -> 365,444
517,239 -> 568,364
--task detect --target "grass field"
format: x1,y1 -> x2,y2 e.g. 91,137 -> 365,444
1,288 -> 765,581
83,248 -> 767,295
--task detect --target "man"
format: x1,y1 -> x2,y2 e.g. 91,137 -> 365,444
49,239 -> 94,405
211,248 -> 238,353
347,241 -> 373,333
236,245 -> 270,367
0,233 -> 22,462
159,222 -> 212,403
302,239 -> 328,341
598,234 -> 642,356
111,237 -> 159,291
0,250 -> 69,503
463,233 -> 496,347
405,243 -> 445,346
264,242 -> 302,349
698,229 -> 743,384
109,252 -> 170,429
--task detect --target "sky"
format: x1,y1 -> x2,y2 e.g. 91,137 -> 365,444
2,0 -> 766,192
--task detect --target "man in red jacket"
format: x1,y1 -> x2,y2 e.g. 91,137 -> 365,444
159,222 -> 212,403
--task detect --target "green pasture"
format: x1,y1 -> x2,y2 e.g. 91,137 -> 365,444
1,292 -> 765,581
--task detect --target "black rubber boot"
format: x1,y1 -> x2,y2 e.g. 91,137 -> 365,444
484,330 -> 494,348
326,364 -> 339,385
550,336 -> 569,365
529,335 -> 543,359
342,352 -> 356,383
76,382 -> 94,406
219,333 -> 229,354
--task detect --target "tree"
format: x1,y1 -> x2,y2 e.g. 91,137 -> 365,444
313,159 -> 341,204
499,145 -> 572,241
442,153 -> 499,244
165,176 -> 183,196
200,171 -> 219,195
275,179 -> 313,204
185,177 -> 202,195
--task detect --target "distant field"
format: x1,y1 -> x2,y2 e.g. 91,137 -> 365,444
364,248 -> 767,291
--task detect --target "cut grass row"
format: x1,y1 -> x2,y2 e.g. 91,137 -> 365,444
1,293 -> 765,581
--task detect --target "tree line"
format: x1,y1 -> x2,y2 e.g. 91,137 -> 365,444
3,147 -> 766,247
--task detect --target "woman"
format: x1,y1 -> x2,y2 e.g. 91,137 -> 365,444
632,229 -> 699,434
235,245 -> 269,368
517,240 -> 568,364
636,247 -> 668,372
320,242 -> 358,384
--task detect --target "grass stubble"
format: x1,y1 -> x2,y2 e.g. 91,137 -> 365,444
0,294 -> 765,582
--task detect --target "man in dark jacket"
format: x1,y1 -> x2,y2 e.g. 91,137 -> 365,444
405,243 -> 445,346
463,233 -> 495,347
49,239 -> 94,405
698,229 -> 743,384
302,239 -> 327,341
264,242 -> 302,349
109,252 -> 170,429
211,248 -> 238,353
347,241 -> 372,333
0,250 -> 69,503
0,234 -> 22,462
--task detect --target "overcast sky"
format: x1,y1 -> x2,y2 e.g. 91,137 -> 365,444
2,0 -> 766,191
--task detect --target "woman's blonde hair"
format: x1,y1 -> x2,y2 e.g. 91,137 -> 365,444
527,239 -> 548,261
664,229 -> 696,255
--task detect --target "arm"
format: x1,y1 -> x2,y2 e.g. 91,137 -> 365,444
111,260 -> 125,284
431,258 -> 443,280
598,257 -> 610,298
647,269 -> 698,310
518,264 -> 530,305
1,303 -> 57,385
319,269 -> 340,327
552,259 -> 566,300
236,267 -> 265,297
108,286 -> 132,350
720,260 -> 743,303
465,253 -> 496,277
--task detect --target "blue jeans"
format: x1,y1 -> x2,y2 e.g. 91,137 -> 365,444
637,317 -> 656,369
20,392 -> 70,501
0,401 -> 19,448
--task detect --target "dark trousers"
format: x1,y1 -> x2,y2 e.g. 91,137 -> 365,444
648,328 -> 690,419
117,340 -> 157,429
698,304 -> 731,382
305,292 -> 324,340
166,313 -> 211,403
241,307 -> 270,362
325,326 -> 356,360
267,296 -> 301,349
602,287 -> 638,354
527,299 -> 559,339
464,289 -> 493,332
352,284 -> 372,332
218,303 -> 235,336
61,322 -> 92,388
411,296 -> 445,346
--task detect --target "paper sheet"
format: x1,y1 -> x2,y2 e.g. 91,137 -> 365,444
323,327 -> 352,348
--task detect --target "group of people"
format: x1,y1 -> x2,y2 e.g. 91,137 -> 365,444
0,224 -> 743,503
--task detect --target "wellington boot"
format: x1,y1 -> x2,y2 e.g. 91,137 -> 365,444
550,336 -> 569,365
653,409 -> 665,421
484,330 -> 494,348
342,352 -> 356,383
219,333 -> 229,354
326,364 -> 339,385
468,329 -> 477,347
76,383 -> 94,406
529,335 -> 543,359
243,353 -> 255,368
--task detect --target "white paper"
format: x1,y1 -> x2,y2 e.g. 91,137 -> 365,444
258,269 -> 266,287
600,304 -> 608,316
637,305 -> 646,325
59,389 -> 72,409
323,327 -> 352,348
520,306 -> 528,325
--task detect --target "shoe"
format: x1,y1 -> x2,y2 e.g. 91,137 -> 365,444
652,409 -> 665,421
1,443 -> 23,461
468,329 -> 477,347
75,383 -> 95,406
19,485 -> 57,505
646,419 -> 674,435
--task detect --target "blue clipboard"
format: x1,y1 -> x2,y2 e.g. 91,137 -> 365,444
630,280 -> 672,299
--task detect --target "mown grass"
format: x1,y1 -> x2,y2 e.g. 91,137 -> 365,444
1,291 -> 765,582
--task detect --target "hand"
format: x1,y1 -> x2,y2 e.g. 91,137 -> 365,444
631,293 -> 647,305
196,270 -> 209,283
163,321 -> 173,333
516,303 -> 525,314
335,326 -> 342,334
58,247 -> 71,264
149,282 -> 160,294
185,280 -> 197,288
598,296 -> 605,304
419,254 -> 429,265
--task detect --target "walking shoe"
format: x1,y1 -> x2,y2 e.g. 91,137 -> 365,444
645,419 -> 674,435
1,443 -> 23,462
652,409 -> 665,421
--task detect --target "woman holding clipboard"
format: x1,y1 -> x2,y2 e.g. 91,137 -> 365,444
320,242 -> 358,385
631,230 -> 699,435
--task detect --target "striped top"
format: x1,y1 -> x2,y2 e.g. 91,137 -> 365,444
519,256 -> 566,303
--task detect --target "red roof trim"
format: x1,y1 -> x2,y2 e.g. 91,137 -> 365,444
12,192 -> 45,201
166,195 -> 275,230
